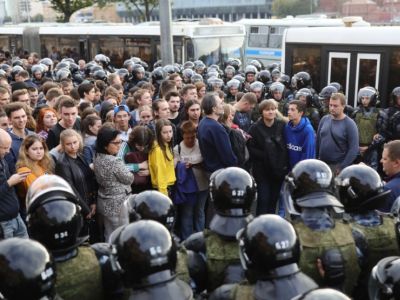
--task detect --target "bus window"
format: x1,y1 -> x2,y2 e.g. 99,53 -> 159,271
125,38 -> 152,65
389,50 -> 400,95
185,39 -> 194,62
355,54 -> 380,97
328,52 -> 350,97
193,38 -> 220,66
248,26 -> 268,48
268,26 -> 284,49
58,37 -> 80,61
173,41 -> 183,64
291,46 -> 321,90
221,36 -> 243,62
0,36 -> 10,53
40,36 -> 59,60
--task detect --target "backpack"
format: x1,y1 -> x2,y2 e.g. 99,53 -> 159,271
226,127 -> 249,169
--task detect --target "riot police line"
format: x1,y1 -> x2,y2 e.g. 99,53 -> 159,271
0,53 -> 400,299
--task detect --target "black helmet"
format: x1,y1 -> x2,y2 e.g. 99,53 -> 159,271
55,68 -> 71,82
329,82 -> 343,93
191,73 -> 203,84
210,167 -> 256,216
226,58 -> 241,72
39,58 -> 53,70
391,86 -> 400,106
319,85 -> 338,101
153,59 -> 162,69
11,65 -> 23,80
132,64 -> 145,76
335,165 -> 390,213
271,68 -> 281,81
224,65 -> 236,77
279,74 -> 291,89
249,59 -> 263,72
115,220 -> 177,288
94,54 -> 110,67
249,81 -> 265,93
238,214 -> 300,276
26,175 -> 86,255
358,86 -> 378,106
293,288 -> 351,300
182,68 -> 195,83
256,70 -> 271,85
207,77 -> 224,91
291,71 -> 312,90
163,64 -> 176,75
0,238 -> 57,300
69,62 -> 79,74
12,59 -> 24,67
369,256 -> 400,300
286,159 -> 342,209
0,63 -> 11,73
151,66 -> 165,84
183,61 -> 195,70
61,58 -> 74,64
116,68 -> 130,82
233,74 -> 245,85
295,88 -> 313,106
54,61 -> 70,71
31,64 -> 44,76
194,61 -> 206,73
244,65 -> 257,76
227,78 -> 241,90
267,62 -> 280,73
93,69 -> 107,82
120,190 -> 176,231
269,81 -> 285,94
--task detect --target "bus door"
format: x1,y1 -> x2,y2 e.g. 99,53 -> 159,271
79,39 -> 89,62
327,51 -> 381,107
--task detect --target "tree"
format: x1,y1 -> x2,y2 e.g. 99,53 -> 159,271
97,0 -> 159,22
49,0 -> 94,22
272,0 -> 317,18
32,14 -> 44,22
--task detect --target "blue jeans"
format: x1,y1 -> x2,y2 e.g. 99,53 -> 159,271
179,190 -> 208,240
0,214 -> 28,239
255,177 -> 283,215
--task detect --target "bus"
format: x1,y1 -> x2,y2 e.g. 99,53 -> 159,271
0,19 -> 245,68
236,15 -> 369,66
281,26 -> 400,107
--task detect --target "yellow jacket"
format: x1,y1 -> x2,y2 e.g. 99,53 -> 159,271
149,142 -> 176,195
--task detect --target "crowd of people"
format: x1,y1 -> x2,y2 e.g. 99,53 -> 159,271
0,52 -> 399,299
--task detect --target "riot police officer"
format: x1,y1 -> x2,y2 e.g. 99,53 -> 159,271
209,214 -> 318,300
369,256 -> 400,300
336,164 -> 400,299
183,167 -> 257,294
112,220 -> 193,299
295,87 -> 320,131
26,174 -> 104,300
0,238 -> 60,300
285,159 -> 360,295
293,288 -> 351,300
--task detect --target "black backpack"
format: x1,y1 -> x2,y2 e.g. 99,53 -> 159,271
226,127 -> 249,169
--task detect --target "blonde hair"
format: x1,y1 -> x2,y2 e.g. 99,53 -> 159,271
16,135 -> 54,174
60,129 -> 83,154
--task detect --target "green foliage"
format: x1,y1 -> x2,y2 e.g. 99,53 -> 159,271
272,0 -> 317,18
49,0 -> 94,22
96,0 -> 159,22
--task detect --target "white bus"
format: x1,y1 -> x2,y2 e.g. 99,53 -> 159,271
0,19 -> 245,68
236,15 -> 369,66
282,26 -> 400,107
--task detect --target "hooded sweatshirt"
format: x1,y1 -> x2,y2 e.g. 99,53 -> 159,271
284,117 -> 316,169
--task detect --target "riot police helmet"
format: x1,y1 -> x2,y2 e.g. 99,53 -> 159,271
68,62 -> 79,74
194,61 -> 206,73
31,64 -> 45,76
269,81 -> 285,94
94,54 -> 110,67
151,66 -> 165,84
249,59 -> 263,72
227,78 -> 241,89
11,65 -> 23,79
39,58 -> 53,70
266,62 -> 280,73
183,61 -> 195,70
329,82 -> 343,93
285,159 -> 342,209
12,59 -> 24,67
191,73 -> 203,84
163,64 -> 176,75
224,65 -> 236,77
335,165 -> 391,213
182,68 -> 195,82
233,74 -> 245,84
271,68 -> 281,81
153,59 -> 162,69
207,77 -> 224,90
369,256 -> 400,300
55,68 -> 71,82
137,60 -> 149,71
391,86 -> 400,106
119,190 -> 176,231
291,71 -> 312,90
61,57 -> 75,64
237,214 -> 300,276
244,65 -> 257,76
295,88 -> 313,106
358,86 -> 378,106
54,61 -> 70,71
115,220 -> 177,288
256,70 -> 271,85
0,238 -> 57,300
26,175 -> 86,255
210,167 -> 256,217
249,81 -> 265,93
93,69 -> 107,82
226,58 -> 241,72
116,68 -> 130,82
279,74 -> 291,89
293,288 -> 351,300
0,63 -> 11,73
319,85 -> 338,101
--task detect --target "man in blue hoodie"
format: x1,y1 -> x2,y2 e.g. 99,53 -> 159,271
284,100 -> 316,169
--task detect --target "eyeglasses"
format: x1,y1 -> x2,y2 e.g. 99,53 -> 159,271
109,140 -> 123,145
